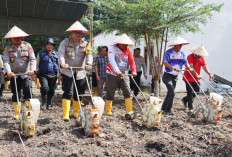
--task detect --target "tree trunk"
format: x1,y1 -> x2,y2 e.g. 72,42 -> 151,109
154,79 -> 159,97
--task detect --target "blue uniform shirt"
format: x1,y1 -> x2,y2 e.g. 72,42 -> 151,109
38,50 -> 59,76
164,48 -> 187,76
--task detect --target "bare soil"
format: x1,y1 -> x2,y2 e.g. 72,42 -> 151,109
0,88 -> 232,157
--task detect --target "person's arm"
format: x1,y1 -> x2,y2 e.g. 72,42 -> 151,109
189,63 -> 202,79
184,63 -> 194,72
36,53 -> 40,72
95,57 -> 100,82
4,46 -> 14,77
0,55 -> 3,69
183,54 -> 193,72
58,40 -> 69,69
203,65 -> 213,79
28,44 -> 36,76
163,62 -> 180,71
142,57 -> 147,79
128,49 -> 137,77
108,47 -> 121,75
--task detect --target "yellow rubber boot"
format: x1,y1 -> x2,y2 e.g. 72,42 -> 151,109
81,95 -> 85,106
24,100 -> 32,109
62,99 -> 71,121
106,100 -> 113,116
73,100 -> 80,118
80,100 -> 85,106
125,98 -> 133,113
13,102 -> 21,120
5,81 -> 9,90
93,87 -> 98,96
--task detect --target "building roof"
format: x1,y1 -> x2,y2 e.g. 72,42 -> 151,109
0,0 -> 90,37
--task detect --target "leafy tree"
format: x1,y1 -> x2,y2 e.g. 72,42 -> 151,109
88,0 -> 223,96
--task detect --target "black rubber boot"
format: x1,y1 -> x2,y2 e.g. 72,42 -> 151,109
41,94 -> 47,109
47,95 -> 52,110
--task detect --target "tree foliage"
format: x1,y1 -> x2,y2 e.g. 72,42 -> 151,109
88,0 -> 223,96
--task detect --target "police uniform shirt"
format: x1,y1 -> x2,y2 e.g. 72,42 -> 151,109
3,41 -> 36,79
58,38 -> 93,80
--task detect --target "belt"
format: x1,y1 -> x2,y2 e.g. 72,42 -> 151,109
164,72 -> 178,79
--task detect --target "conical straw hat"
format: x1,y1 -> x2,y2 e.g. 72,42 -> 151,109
65,21 -> 89,33
4,26 -> 29,39
191,45 -> 209,56
114,33 -> 134,45
168,36 -> 189,47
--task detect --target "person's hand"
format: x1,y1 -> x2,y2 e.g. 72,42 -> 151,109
96,75 -> 100,82
7,72 -> 15,78
1,70 -> 4,76
132,72 -> 137,77
32,75 -> 37,82
28,71 -> 35,76
144,75 -> 148,80
61,64 -> 69,69
189,67 -> 194,72
173,67 -> 180,72
116,71 -> 122,77
85,65 -> 92,71
58,74 -> 62,84
209,74 -> 214,79
196,75 -> 202,80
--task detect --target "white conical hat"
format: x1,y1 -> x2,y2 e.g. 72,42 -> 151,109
168,36 -> 189,47
65,21 -> 89,33
191,45 -> 209,56
114,33 -> 134,45
4,26 -> 29,39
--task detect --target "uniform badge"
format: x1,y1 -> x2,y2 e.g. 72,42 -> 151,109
172,55 -> 175,59
126,51 -> 129,55
29,46 -> 34,53
9,48 -> 13,51
22,52 -> 28,56
4,48 -> 7,53
68,42 -> 72,46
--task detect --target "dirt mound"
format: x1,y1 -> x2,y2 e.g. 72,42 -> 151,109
0,92 -> 232,156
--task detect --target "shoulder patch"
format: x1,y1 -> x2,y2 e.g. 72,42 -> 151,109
29,46 -> 34,53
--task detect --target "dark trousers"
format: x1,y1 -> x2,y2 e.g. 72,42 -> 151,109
10,76 -> 32,102
129,71 -> 142,96
182,81 -> 200,109
92,72 -> 97,87
162,72 -> 177,112
0,75 -> 5,96
62,74 -> 86,101
39,74 -> 57,98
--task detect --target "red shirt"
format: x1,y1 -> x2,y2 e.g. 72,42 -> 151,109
183,54 -> 206,82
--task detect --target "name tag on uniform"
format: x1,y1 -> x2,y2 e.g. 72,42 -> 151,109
22,52 -> 28,56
